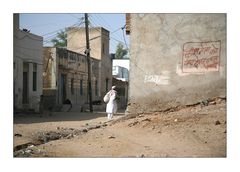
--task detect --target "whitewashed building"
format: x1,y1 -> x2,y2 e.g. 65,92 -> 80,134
112,58 -> 129,81
14,14 -> 43,112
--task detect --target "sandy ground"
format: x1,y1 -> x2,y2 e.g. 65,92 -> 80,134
14,99 -> 226,158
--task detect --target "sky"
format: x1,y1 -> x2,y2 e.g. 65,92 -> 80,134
20,13 -> 130,53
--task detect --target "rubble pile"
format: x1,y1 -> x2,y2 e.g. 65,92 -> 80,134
14,123 -> 108,157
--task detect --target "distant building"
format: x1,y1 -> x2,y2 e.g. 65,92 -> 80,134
127,14 -> 226,114
14,14 -> 43,112
112,78 -> 128,109
112,57 -> 129,109
112,58 -> 129,81
43,47 -> 100,111
67,27 -> 112,97
112,66 -> 129,81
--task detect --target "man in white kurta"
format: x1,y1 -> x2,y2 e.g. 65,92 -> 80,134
106,86 -> 118,120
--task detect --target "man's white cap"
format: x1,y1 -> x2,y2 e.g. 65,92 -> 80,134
112,86 -> 116,90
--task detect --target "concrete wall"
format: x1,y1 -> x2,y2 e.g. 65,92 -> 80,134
14,14 -> 43,112
127,14 -> 226,114
67,27 -> 103,60
67,27 -> 112,98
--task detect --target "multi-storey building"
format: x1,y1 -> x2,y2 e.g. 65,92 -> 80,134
43,47 -> 100,111
67,27 -> 112,98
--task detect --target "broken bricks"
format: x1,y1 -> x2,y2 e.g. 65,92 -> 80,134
108,136 -> 115,139
215,120 -> 221,125
14,133 -> 22,137
128,121 -> 139,127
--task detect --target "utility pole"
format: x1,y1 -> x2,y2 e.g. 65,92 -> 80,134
85,13 -> 93,112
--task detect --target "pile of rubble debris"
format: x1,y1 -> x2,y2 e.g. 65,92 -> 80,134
14,123 -> 108,157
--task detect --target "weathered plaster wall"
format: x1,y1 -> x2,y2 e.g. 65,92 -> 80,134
127,14 -> 226,114
14,14 -> 43,112
43,47 -> 102,110
67,27 -> 112,98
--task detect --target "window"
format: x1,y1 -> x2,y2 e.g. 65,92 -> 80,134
80,79 -> 83,96
23,62 -> 29,104
71,78 -> 74,95
33,63 -> 37,91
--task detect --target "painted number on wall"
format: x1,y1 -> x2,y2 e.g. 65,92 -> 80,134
144,73 -> 170,85
182,41 -> 221,73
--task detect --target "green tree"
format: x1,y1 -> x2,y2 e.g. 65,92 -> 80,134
115,43 -> 128,59
51,29 -> 67,47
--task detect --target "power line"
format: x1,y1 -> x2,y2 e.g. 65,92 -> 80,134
88,14 -> 102,27
41,21 -> 80,37
89,22 -> 127,47
94,14 -> 112,30
100,15 -> 127,42
89,25 -> 124,54
89,15 -> 130,51
111,27 -> 122,34
43,20 -> 85,46
43,20 -> 83,42
95,15 -> 110,26
66,20 -> 85,43
90,15 -> 124,35
20,22 -> 55,29
121,24 -> 129,50
110,35 -> 127,46
96,14 -> 115,33
43,33 -> 59,43
68,13 -> 84,20
67,35 -> 105,52
43,29 -> 74,44
88,24 -> 116,53
90,14 -> 124,41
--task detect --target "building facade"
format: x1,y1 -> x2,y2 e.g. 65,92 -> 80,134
14,14 -> 43,112
67,27 -> 112,98
112,58 -> 129,81
112,58 -> 129,109
43,47 -> 100,110
127,14 -> 226,114
112,66 -> 129,81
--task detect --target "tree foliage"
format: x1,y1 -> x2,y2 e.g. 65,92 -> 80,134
51,29 -> 67,47
115,43 -> 128,59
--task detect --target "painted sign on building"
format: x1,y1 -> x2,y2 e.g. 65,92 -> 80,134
182,41 -> 221,73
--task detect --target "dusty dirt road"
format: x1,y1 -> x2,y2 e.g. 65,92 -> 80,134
14,98 -> 226,158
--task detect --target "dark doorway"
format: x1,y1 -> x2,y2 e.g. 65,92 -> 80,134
22,72 -> 28,104
106,78 -> 109,92
60,74 -> 67,104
